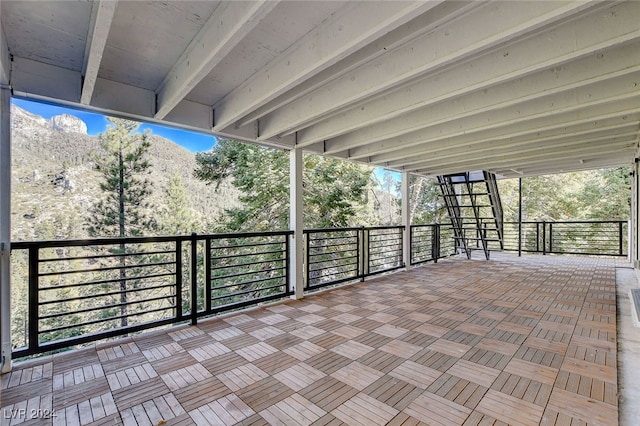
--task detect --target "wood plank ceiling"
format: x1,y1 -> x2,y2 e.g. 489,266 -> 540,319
1,1 -> 639,178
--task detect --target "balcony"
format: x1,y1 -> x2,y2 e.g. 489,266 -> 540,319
1,223 -> 626,425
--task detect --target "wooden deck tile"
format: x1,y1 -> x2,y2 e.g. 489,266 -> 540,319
545,387 -> 617,425
447,359 -> 500,388
404,392 -> 472,425
3,254 -> 623,425
475,389 -> 544,426
300,376 -> 358,412
504,358 -> 558,386
389,360 -> 440,389
332,393 -> 398,426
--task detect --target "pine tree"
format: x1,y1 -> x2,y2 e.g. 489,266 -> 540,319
158,173 -> 201,235
194,139 -> 374,231
88,118 -> 154,327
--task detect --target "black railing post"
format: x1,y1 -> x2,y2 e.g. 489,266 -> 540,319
28,247 -> 39,353
549,223 -> 553,253
409,225 -> 413,266
285,233 -> 291,296
190,233 -> 198,325
364,228 -> 370,279
536,222 -> 540,253
542,222 -> 546,255
400,226 -> 405,268
175,240 -> 183,320
432,225 -> 439,263
305,232 -> 310,290
205,237 -> 212,313
620,221 -> 624,256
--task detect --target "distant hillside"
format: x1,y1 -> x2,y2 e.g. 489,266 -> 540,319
11,105 -> 238,241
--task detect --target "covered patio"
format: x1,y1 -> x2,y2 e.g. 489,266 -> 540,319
1,254 -> 621,425
1,2 -> 639,424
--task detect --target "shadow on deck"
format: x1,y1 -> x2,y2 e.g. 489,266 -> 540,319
1,253 -> 623,425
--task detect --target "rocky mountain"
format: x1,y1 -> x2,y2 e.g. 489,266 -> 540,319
10,104 -> 237,241
49,114 -> 87,134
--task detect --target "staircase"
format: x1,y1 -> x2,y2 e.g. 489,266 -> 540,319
437,171 -> 503,260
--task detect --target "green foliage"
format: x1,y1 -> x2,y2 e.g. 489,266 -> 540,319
498,168 -> 630,222
87,118 -> 154,237
195,139 -> 375,231
158,173 -> 202,235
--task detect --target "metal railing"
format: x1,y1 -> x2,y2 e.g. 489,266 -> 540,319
503,220 -> 628,257
11,231 -> 293,357
9,220 -> 628,356
409,224 -> 457,265
304,226 -> 404,290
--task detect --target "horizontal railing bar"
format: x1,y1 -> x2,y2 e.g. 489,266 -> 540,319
210,274 -> 286,291
307,234 -> 358,243
41,294 -> 174,322
210,266 -> 284,282
209,248 -> 285,261
39,282 -> 176,306
304,227 -> 363,233
309,262 -> 359,274
39,271 -> 176,291
209,282 -> 287,302
203,290 -> 293,316
209,258 -> 284,272
40,304 -> 174,334
308,256 -> 358,268
209,239 -> 285,251
40,293 -> 174,320
310,268 -> 359,279
39,249 -> 175,263
11,230 -> 294,250
308,240 -> 358,249
38,260 -> 175,277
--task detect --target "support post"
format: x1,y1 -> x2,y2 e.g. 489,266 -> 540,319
401,171 -> 411,268
290,148 -> 304,299
1,85 -> 11,373
518,177 -> 522,257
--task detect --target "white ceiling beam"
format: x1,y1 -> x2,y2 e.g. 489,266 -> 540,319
400,135 -> 638,172
414,150 -> 635,177
0,16 -> 10,85
155,1 -> 278,120
212,1 -> 444,133
365,78 -> 640,164
11,58 -> 82,102
347,93 -> 640,161
80,0 -> 117,105
387,126 -> 639,170
258,0 -> 614,141
313,43 -> 640,152
494,155 -> 634,177
91,77 -> 155,117
234,1 -> 481,129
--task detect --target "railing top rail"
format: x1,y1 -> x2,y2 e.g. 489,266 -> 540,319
503,220 -> 628,225
304,227 -> 364,233
11,230 -> 294,250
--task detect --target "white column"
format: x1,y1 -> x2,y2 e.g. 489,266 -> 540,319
289,147 -> 304,299
633,159 -> 639,268
0,85 -> 11,373
401,171 -> 411,268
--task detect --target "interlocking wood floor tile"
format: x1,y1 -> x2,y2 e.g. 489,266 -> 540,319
332,393 -> 398,426
545,387 -> 617,425
4,254 -> 623,425
476,389 -> 544,426
299,376 -> 358,412
405,392 -> 472,425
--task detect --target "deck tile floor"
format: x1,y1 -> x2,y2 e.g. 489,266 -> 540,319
1,254 -> 621,425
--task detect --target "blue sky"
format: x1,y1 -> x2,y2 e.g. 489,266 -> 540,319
12,98 -> 217,153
